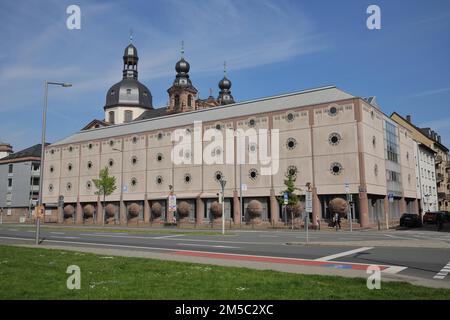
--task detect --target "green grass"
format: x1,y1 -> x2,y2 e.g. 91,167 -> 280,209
1,245 -> 449,300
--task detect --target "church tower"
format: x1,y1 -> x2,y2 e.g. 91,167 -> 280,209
217,62 -> 235,105
167,42 -> 198,113
103,35 -> 153,125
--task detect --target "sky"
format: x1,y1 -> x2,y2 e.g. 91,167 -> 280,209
1,0 -> 450,151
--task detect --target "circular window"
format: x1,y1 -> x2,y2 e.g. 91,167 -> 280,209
132,136 -> 138,144
374,164 -> 378,176
131,178 -> 137,187
110,90 -> 115,96
248,143 -> 257,153
108,159 -> 114,167
328,106 -> 338,116
109,140 -> 114,147
131,156 -> 138,165
156,176 -> 163,185
330,162 -> 343,175
157,132 -> 163,140
286,113 -> 294,122
184,173 -> 192,184
88,143 -> 93,149
66,183 -> 72,191
184,150 -> 191,160
249,168 -> 258,180
50,149 -> 55,155
406,152 -> 409,160
49,166 -> 54,173
212,147 -> 222,157
286,138 -> 297,150
328,133 -> 341,146
67,163 -> 73,171
371,110 -> 375,119
48,184 -> 54,192
214,171 -> 223,182
69,146 -> 73,152
248,119 -> 256,127
157,153 -> 163,162
87,161 -> 93,169
86,181 -> 92,190
372,136 -> 376,147
215,124 -> 221,131
287,165 -> 298,177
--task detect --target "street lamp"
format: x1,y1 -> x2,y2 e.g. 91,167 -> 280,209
112,148 -> 125,225
36,81 -> 72,245
219,178 -> 227,235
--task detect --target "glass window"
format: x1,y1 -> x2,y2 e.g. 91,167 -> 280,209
8,164 -> 13,174
109,111 -> 115,124
384,121 -> 399,163
124,110 -> 133,123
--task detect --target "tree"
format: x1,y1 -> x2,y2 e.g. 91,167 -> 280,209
92,167 -> 117,226
278,168 -> 303,226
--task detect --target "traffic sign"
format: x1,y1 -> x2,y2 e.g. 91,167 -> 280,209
35,205 -> 45,219
283,192 -> 288,205
168,194 -> 177,211
305,191 -> 313,213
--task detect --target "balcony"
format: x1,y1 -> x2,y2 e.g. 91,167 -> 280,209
438,192 -> 446,199
436,173 -> 444,182
30,185 -> 40,192
31,169 -> 40,177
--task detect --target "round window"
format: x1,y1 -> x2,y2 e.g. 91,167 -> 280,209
67,163 -> 73,171
249,168 -> 258,180
328,106 -> 338,116
374,164 -> 378,176
48,184 -> 54,192
132,136 -> 138,144
215,171 -> 223,182
131,156 -> 138,165
330,162 -> 343,175
156,176 -> 163,185
87,161 -> 93,169
86,181 -> 92,190
286,113 -> 294,122
108,159 -> 114,167
50,166 -> 54,173
184,173 -> 192,184
157,153 -> 163,162
66,183 -> 72,191
157,132 -> 163,140
328,133 -> 341,146
372,136 -> 376,147
88,143 -> 93,149
109,140 -> 114,147
69,146 -> 73,152
131,178 -> 137,187
215,124 -> 221,131
287,165 -> 297,177
286,138 -> 297,150
248,119 -> 256,127
248,143 -> 257,153
51,149 -> 55,155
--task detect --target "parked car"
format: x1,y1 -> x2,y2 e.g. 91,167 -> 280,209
443,211 -> 450,223
423,211 -> 439,224
400,213 -> 422,228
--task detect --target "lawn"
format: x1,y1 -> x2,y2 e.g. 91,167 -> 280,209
0,245 -> 449,300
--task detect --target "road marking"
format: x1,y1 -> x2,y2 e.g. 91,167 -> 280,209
8,229 -> 18,231
153,234 -> 185,239
50,232 -> 65,235
176,243 -> 239,249
50,236 -> 79,239
382,266 -> 408,274
0,236 -> 405,272
314,247 -> 374,262
433,262 -> 450,280
259,235 -> 278,238
26,231 -> 35,233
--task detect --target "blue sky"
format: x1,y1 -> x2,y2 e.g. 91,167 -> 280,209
1,0 -> 450,151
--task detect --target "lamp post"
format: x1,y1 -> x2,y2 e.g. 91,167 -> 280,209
112,148 -> 124,225
36,81 -> 72,245
219,179 -> 227,235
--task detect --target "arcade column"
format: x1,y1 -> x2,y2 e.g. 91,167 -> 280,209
144,194 -> 150,224
76,197 -> 83,224
400,197 -> 407,214
196,196 -> 204,225
120,200 -> 127,225
96,196 -> 103,225
384,196 -> 390,229
269,189 -> 279,226
233,191 -> 241,225
358,191 -> 370,228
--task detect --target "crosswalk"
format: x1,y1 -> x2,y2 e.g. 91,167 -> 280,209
433,261 -> 450,280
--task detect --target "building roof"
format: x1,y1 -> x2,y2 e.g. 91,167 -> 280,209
50,85 -> 355,146
134,107 -> 169,121
81,119 -> 110,131
0,143 -> 48,164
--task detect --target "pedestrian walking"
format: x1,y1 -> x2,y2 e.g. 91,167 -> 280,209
436,212 -> 444,231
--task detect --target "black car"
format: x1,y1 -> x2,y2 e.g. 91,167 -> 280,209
399,213 -> 422,228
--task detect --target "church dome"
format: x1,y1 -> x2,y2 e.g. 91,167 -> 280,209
175,58 -> 190,74
124,44 -> 138,58
105,79 -> 152,110
219,76 -> 232,90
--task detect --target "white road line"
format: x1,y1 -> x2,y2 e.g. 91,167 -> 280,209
50,236 -> 79,239
8,229 -> 18,231
382,266 -> 408,274
434,262 -> 450,280
259,235 -> 278,238
315,247 -> 374,262
176,243 -> 239,249
153,234 -> 185,239
50,232 -> 65,235
26,231 -> 35,233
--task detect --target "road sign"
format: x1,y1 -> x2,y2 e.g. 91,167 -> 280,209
345,182 -> 350,194
305,191 -> 313,213
35,205 -> 45,219
388,193 -> 394,203
168,194 -> 177,211
283,192 -> 288,205
123,185 -> 128,192
241,184 -> 247,191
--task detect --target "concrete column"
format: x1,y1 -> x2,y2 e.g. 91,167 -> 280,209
143,194 -> 150,224
120,200 -> 127,225
413,199 -> 419,215
358,191 -> 369,228
269,189 -> 279,225
57,205 -> 64,224
76,197 -> 83,224
96,197 -> 103,225
196,196 -> 204,225
312,187 -> 321,226
384,196 -> 389,228
231,191 -> 240,225
400,197 -> 407,214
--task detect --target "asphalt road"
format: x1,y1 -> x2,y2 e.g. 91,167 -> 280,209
1,224 -> 449,284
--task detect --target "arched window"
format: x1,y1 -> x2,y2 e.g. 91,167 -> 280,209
124,110 -> 133,123
188,95 -> 192,108
109,111 -> 115,124
175,95 -> 180,109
